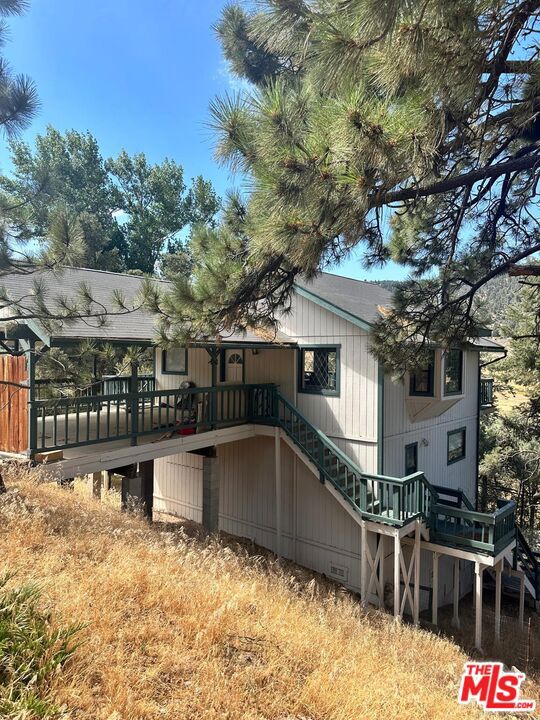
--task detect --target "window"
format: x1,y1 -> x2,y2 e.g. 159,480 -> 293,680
447,427 -> 466,464
409,352 -> 435,397
162,347 -> 187,374
405,442 -> 418,475
299,346 -> 339,395
444,349 -> 463,395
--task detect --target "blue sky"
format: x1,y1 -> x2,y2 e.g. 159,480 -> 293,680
4,0 -> 406,281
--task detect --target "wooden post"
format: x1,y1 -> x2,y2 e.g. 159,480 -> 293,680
91,471 -> 102,499
519,572 -> 525,630
292,454 -> 297,562
432,551 -> 439,626
394,532 -> 401,620
413,520 -> 421,626
274,427 -> 282,558
495,559 -> 502,643
25,339 -> 37,459
139,459 -> 154,519
202,452 -> 219,532
361,520 -> 367,606
378,535 -> 385,609
207,347 -> 219,430
129,360 -> 138,446
475,562 -> 484,652
452,557 -> 460,629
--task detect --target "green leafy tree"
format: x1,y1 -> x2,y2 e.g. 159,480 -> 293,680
107,152 -> 221,274
160,0 -> 540,370
2,126 -> 124,270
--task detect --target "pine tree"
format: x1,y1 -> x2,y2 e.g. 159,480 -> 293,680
162,0 -> 540,373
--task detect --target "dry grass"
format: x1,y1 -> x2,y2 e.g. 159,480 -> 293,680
1,466 -> 539,720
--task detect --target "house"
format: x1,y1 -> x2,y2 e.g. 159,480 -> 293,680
0,265 -> 534,651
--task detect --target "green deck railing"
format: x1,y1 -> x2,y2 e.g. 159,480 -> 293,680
29,382 -> 520,557
480,378 -> 494,408
274,391 -> 434,527
30,383 -> 276,453
272,390 -> 518,554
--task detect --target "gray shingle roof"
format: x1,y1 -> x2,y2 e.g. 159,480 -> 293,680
296,272 -> 394,325
0,266 -> 160,343
0,266 -> 295,346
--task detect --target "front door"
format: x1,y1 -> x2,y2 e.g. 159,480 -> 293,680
225,350 -> 244,384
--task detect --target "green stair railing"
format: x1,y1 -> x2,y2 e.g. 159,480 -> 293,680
515,527 -> 540,598
267,389 -> 519,553
272,390 -> 436,528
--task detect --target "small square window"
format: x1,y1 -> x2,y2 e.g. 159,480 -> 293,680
162,347 -> 188,374
447,427 -> 466,464
299,347 -> 339,395
444,349 -> 463,395
409,352 -> 435,397
405,442 -> 418,475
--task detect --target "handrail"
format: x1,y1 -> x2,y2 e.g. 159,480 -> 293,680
275,390 -> 437,526
480,378 -> 494,407
30,383 -> 277,453
515,527 -> 540,597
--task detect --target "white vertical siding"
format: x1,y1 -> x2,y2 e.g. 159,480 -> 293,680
279,292 -> 379,474
154,452 -> 203,522
383,351 -> 479,502
244,348 -> 295,401
219,436 -> 363,592
155,347 -> 212,390
153,436 -> 473,610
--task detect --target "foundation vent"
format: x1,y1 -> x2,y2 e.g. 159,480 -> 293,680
329,562 -> 349,582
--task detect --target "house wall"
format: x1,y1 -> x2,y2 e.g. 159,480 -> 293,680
278,292 -> 380,474
154,346 -> 295,401
153,435 -> 470,611
154,437 -> 365,592
152,295 -> 480,608
383,351 -> 480,504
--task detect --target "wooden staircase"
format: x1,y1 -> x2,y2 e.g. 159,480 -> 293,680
262,389 -> 521,560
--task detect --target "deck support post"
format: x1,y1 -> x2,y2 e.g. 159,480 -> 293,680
452,558 -> 460,629
519,572 -> 525,630
413,520 -> 421,626
494,559 -> 502,643
292,455 -> 298,563
202,451 -> 219,533
378,536 -> 385,609
360,521 -> 367,606
91,471 -> 102,499
139,459 -> 154,519
274,427 -> 282,558
394,532 -> 401,620
25,338 -> 37,459
129,360 -> 139,447
432,551 -> 439,626
475,562 -> 485,652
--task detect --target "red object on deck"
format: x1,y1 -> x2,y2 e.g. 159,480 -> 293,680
177,425 -> 196,436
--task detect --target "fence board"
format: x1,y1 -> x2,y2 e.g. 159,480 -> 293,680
0,354 -> 28,453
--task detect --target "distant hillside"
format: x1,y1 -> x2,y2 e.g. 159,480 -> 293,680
476,274 -> 522,333
374,275 -> 522,334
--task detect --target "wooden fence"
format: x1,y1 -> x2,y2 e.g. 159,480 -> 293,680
0,354 -> 28,454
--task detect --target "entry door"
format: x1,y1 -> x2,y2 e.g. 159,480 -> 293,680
225,350 -> 244,384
